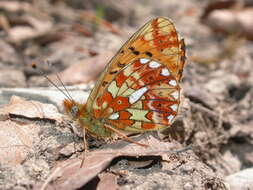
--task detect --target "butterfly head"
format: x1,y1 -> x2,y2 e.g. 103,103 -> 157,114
63,99 -> 85,120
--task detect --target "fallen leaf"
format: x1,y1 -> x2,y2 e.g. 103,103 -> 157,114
0,96 -> 62,167
0,120 -> 38,167
0,69 -> 26,87
97,173 -> 119,190
204,8 -> 253,40
7,15 -> 52,44
0,96 -> 62,122
40,136 -> 183,190
48,51 -> 114,85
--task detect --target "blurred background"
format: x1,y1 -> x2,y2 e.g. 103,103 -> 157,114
1,0 -> 252,89
0,0 -> 253,189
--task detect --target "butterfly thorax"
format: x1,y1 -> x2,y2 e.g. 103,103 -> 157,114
63,99 -> 112,138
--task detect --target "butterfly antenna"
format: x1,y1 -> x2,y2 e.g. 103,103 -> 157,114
45,60 -> 74,101
55,72 -> 74,101
43,72 -> 73,101
31,62 -> 72,101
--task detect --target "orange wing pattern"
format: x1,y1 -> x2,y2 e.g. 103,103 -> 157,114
86,17 -> 185,132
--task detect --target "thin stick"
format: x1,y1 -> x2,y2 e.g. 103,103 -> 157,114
40,167 -> 62,190
80,127 -> 89,168
104,124 -> 148,147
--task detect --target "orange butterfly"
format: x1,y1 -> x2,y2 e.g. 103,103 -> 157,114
63,17 -> 185,162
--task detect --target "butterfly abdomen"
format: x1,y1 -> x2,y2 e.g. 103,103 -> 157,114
81,116 -> 112,138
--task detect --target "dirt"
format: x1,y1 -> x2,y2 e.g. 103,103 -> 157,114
0,0 -> 253,190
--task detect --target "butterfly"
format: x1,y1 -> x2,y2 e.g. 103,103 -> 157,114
63,17 -> 185,163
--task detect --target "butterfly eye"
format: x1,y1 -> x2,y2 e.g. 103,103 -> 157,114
70,106 -> 79,118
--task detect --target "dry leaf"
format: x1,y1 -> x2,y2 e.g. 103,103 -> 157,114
97,173 -> 119,190
205,8 -> 253,40
48,51 -> 114,85
0,96 -> 62,122
40,136 -> 182,190
0,96 -> 62,167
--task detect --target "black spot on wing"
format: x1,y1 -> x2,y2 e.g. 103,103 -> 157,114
145,51 -> 153,57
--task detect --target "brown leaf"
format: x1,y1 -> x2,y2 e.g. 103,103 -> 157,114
0,96 -> 62,167
0,120 -> 38,167
0,69 -> 26,87
40,136 -> 181,190
0,96 -> 62,122
205,8 -> 253,40
48,51 -> 114,85
40,154 -> 115,190
0,1 -> 31,12
97,173 -> 119,190
7,15 -> 52,44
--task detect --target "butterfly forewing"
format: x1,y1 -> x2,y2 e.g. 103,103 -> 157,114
86,17 -> 185,132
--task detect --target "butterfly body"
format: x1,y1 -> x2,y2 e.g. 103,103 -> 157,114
63,99 -> 112,137
63,17 -> 186,146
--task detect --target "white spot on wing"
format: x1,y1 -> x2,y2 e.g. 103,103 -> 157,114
109,112 -> 119,120
169,80 -> 177,86
140,58 -> 150,64
170,104 -> 178,111
161,68 -> 170,76
129,87 -> 148,104
149,61 -> 161,68
167,115 -> 174,123
171,91 -> 179,99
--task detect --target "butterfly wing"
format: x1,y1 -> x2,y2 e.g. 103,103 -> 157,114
86,17 -> 185,132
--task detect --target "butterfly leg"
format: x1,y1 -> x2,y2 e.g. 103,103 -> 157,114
104,124 -> 148,147
80,127 -> 89,168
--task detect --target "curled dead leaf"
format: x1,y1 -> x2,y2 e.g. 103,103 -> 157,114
39,136 -> 184,190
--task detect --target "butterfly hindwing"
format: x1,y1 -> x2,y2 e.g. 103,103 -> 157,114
86,17 -> 185,132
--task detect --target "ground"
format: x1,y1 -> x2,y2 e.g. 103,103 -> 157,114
0,0 -> 253,190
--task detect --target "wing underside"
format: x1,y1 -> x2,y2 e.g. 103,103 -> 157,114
85,17 -> 185,133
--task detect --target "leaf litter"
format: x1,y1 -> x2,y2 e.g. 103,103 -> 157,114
0,95 -> 225,190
